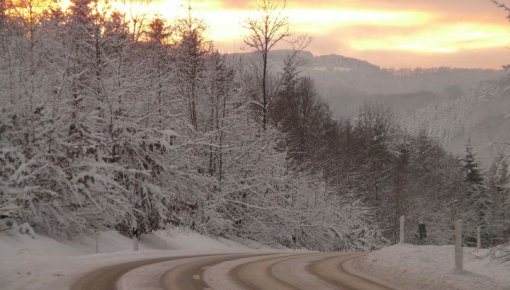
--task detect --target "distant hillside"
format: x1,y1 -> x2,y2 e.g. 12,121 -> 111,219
401,76 -> 510,163
231,50 -> 508,162
231,50 -> 502,116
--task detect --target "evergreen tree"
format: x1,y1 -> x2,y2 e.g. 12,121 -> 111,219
174,5 -> 209,131
463,142 -> 484,185
462,141 -> 492,246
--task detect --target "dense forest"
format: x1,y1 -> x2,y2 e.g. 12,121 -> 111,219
0,0 -> 508,250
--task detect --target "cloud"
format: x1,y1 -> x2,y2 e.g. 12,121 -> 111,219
348,23 -> 510,52
135,0 -> 510,68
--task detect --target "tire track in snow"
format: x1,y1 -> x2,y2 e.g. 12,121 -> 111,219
71,252 -> 401,290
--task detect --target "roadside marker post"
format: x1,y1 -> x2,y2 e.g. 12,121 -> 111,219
133,235 -> 139,251
95,230 -> 99,253
476,226 -> 481,250
399,215 -> 405,244
133,220 -> 139,252
455,219 -> 463,272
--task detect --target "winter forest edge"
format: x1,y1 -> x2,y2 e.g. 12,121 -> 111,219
0,0 -> 509,251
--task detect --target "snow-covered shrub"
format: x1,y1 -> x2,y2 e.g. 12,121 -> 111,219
18,223 -> 35,239
488,243 -> 510,263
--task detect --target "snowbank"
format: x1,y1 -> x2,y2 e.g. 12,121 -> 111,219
357,244 -> 510,290
0,227 -> 259,290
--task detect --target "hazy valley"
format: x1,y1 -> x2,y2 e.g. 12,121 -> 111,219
234,50 -> 510,162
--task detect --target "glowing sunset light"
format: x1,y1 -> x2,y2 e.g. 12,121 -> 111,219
287,9 -> 431,26
45,0 -> 510,68
350,23 -> 510,53
57,0 -> 72,10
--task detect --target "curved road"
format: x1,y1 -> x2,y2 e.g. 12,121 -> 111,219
71,252 -> 399,290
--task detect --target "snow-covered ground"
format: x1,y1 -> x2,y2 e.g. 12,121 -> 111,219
3,226 -> 509,290
358,244 -> 510,290
0,227 -> 264,290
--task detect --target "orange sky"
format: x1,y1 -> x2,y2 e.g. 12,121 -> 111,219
66,0 -> 510,69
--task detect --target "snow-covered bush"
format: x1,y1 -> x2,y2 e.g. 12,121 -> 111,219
488,243 -> 510,263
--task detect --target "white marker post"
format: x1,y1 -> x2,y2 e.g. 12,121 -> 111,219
133,220 -> 139,252
133,235 -> 139,251
95,230 -> 99,253
455,219 -> 463,272
476,226 -> 481,250
399,215 -> 405,244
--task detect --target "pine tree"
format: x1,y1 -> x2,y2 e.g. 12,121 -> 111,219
463,142 -> 484,185
462,141 -> 491,246
174,5 -> 209,131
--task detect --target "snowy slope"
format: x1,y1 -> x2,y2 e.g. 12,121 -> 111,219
358,244 -> 510,290
0,228 -> 259,290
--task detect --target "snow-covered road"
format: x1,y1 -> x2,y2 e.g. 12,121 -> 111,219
4,230 -> 507,290
71,252 -> 399,290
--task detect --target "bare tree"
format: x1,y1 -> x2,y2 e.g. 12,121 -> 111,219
121,0 -> 150,41
244,0 -> 291,130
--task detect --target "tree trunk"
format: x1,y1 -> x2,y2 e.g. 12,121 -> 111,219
262,51 -> 268,130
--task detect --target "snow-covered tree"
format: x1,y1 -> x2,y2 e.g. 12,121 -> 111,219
174,6 -> 209,130
486,152 -> 510,244
461,142 -> 492,245
463,142 -> 485,185
2,0 -> 475,251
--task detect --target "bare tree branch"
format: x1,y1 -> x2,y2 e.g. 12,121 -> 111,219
491,0 -> 510,20
243,0 -> 294,130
